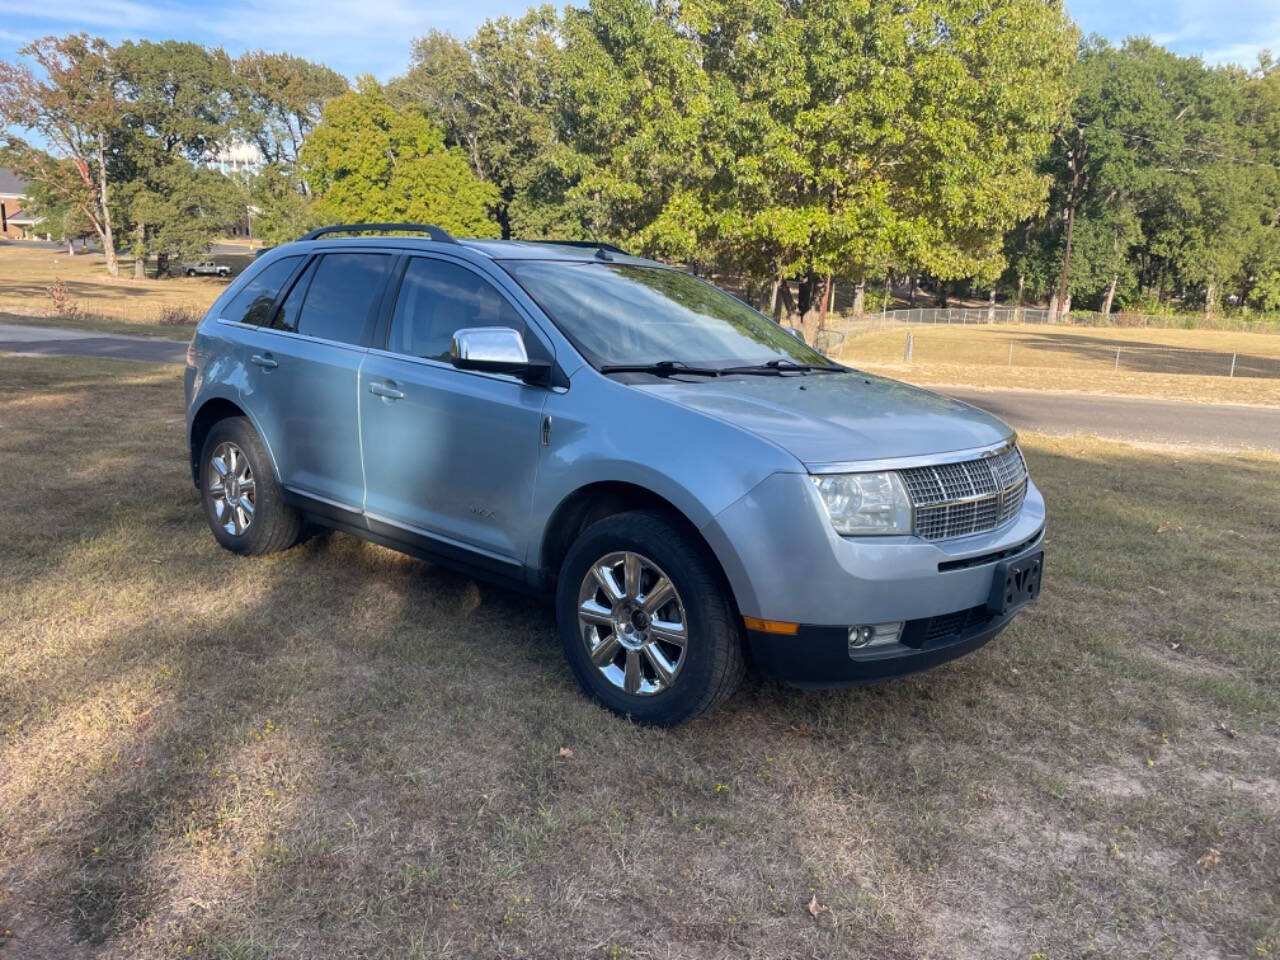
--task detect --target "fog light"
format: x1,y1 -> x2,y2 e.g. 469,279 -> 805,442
848,622 -> 904,654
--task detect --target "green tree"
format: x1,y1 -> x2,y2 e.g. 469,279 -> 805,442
233,51 -> 347,174
0,34 -> 123,275
393,7 -> 562,237
300,78 -> 499,236
18,153 -> 95,251
247,164 -> 320,245
111,39 -> 243,276
546,0 -> 1077,332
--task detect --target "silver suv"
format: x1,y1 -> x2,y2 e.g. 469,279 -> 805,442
184,224 -> 1045,725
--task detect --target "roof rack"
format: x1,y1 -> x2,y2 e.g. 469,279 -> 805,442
522,239 -> 631,256
297,223 -> 456,243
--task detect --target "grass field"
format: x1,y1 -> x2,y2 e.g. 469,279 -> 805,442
831,324 -> 1280,406
0,243 -> 242,332
1,356 -> 1277,959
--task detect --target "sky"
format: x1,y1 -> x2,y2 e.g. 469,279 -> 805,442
0,0 -> 1276,81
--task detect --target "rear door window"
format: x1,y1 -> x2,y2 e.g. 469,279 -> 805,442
293,253 -> 392,346
220,255 -> 303,326
388,256 -> 528,361
270,259 -> 316,334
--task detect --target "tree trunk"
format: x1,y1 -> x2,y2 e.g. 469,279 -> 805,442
1048,292 -> 1059,320
67,239 -> 75,256
1063,294 -> 1071,319
777,278 -> 798,324
156,252 -> 170,278
133,223 -> 145,280
768,278 -> 780,319
852,280 -> 865,319
817,275 -> 833,331
1204,281 -> 1216,317
1101,275 -> 1118,317
936,281 -> 949,308
909,275 -> 917,306
798,274 -> 822,342
1055,126 -> 1084,323
987,288 -> 996,322
96,131 -> 119,278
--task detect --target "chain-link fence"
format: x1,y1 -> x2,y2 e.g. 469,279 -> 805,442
832,306 -> 1280,333
822,325 -> 1280,380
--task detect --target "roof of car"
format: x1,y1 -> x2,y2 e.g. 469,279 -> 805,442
277,234 -> 659,266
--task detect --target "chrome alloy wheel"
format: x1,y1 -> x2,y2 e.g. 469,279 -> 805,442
577,551 -> 688,696
207,441 -> 256,536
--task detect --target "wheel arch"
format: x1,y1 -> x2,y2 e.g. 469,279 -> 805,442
537,481 -> 743,621
188,396 -> 280,489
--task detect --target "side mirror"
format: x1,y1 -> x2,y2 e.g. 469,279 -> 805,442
450,327 -> 551,384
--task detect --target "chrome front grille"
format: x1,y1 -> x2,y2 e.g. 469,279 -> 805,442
901,445 -> 1028,541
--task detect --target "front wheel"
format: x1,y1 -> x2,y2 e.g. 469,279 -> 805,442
186,269 -> 196,277
556,510 -> 745,725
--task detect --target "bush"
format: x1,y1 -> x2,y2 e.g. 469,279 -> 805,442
151,303 -> 204,326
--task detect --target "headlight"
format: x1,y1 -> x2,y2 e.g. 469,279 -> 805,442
811,471 -> 913,535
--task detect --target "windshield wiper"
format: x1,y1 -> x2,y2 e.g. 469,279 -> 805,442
719,359 -> 846,375
599,360 -> 722,377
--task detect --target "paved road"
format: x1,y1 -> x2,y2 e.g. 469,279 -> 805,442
0,323 -> 187,364
941,387 -> 1280,453
4,323 -> 1277,452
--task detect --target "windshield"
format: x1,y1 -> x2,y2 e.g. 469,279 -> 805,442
500,260 -> 832,369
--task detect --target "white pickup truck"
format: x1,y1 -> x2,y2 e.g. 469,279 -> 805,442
184,260 -> 231,278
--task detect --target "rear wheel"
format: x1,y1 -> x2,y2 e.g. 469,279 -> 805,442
556,510 -> 745,725
199,417 -> 300,555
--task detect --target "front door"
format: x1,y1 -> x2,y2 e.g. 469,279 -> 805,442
359,255 -> 550,564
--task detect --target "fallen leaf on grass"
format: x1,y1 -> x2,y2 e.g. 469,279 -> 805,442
1198,847 -> 1222,871
807,894 -> 822,918
556,747 -> 573,759
786,724 -> 813,737
1156,522 -> 1183,534
1216,721 -> 1238,739
131,755 -> 149,767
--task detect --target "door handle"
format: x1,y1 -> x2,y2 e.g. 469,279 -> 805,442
369,381 -> 404,400
250,353 -> 278,369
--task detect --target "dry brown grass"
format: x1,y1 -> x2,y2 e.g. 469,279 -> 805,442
1,356 -> 1278,960
831,324 -> 1280,406
0,243 -> 247,334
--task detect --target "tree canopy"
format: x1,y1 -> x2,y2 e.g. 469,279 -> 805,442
1,7 -> 1277,313
299,79 -> 499,236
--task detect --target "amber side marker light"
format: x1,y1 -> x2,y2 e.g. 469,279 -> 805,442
743,616 -> 800,635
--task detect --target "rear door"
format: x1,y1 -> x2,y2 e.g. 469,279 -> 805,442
241,251 -> 394,510
359,254 -> 551,564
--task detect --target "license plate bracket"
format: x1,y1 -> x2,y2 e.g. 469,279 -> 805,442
987,550 -> 1044,616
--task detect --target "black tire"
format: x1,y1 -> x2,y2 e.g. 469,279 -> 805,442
186,269 -> 196,277
198,416 -> 300,556
556,510 -> 746,725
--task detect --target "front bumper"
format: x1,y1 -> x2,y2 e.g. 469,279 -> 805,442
747,598 -> 1025,688
701,469 -> 1046,686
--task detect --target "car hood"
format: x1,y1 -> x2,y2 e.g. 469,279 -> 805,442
633,371 -> 1013,467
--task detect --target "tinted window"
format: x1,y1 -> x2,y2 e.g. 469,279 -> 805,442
388,257 -> 527,361
294,253 -> 392,345
221,256 -> 302,326
271,259 -> 315,334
